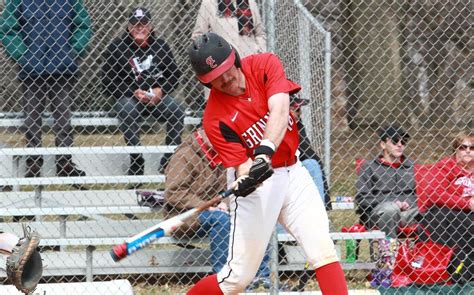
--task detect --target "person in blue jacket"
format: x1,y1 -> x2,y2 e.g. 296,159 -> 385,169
0,0 -> 92,178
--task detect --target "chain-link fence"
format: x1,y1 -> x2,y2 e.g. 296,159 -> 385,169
0,0 -> 472,294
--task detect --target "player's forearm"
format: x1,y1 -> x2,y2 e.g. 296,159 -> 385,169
263,93 -> 290,149
234,158 -> 253,178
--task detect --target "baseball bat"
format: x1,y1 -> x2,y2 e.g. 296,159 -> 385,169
110,188 -> 233,262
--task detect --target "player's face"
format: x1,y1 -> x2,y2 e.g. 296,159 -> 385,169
380,137 -> 406,162
210,65 -> 245,96
455,138 -> 473,167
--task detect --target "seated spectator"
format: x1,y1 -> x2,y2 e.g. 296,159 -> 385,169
289,94 -> 331,209
355,124 -> 419,263
101,7 -> 185,177
163,128 -> 273,290
417,131 -> 473,283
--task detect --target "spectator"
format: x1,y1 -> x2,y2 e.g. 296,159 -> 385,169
0,0 -> 92,178
192,0 -> 266,58
101,7 -> 184,177
163,128 -> 273,290
355,125 -> 419,263
190,0 -> 267,111
289,94 -> 331,209
417,131 -> 473,283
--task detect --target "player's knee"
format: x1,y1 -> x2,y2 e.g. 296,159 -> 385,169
221,278 -> 253,294
0,232 -> 20,254
219,269 -> 257,293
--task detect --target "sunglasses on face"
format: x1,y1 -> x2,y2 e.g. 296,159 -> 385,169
457,144 -> 473,151
389,138 -> 407,145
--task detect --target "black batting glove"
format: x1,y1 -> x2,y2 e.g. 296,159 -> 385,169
251,139 -> 275,183
249,155 -> 274,183
232,175 -> 259,197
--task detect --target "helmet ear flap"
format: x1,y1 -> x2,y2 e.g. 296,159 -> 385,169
234,47 -> 241,68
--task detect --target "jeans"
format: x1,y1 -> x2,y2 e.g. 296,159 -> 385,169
114,95 -> 185,166
301,159 -> 325,203
197,210 -> 270,276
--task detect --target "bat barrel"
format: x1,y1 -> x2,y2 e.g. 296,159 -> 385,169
110,243 -> 128,262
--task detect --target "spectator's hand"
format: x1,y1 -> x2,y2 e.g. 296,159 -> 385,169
395,200 -> 410,211
470,197 -> 474,211
134,89 -> 150,103
148,87 -> 163,105
209,201 -> 229,213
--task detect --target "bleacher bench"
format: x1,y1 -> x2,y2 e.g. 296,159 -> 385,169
0,189 -> 384,281
0,111 -> 202,128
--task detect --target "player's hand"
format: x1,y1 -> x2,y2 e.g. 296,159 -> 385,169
232,175 -> 258,197
249,155 -> 274,184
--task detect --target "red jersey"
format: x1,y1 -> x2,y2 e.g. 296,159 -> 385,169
416,157 -> 473,212
203,53 -> 301,168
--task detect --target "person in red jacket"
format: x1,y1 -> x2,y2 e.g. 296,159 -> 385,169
416,131 -> 473,283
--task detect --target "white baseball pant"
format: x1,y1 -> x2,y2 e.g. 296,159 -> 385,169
218,161 -> 338,294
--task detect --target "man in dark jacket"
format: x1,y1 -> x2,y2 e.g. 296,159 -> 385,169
356,125 -> 419,239
0,0 -> 92,177
101,7 -> 184,176
356,125 -> 419,268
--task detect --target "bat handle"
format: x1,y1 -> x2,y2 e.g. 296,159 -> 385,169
221,189 -> 233,198
110,243 -> 128,262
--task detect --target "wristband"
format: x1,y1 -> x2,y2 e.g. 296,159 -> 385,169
254,139 -> 275,157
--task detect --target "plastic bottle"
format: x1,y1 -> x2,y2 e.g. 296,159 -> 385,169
341,224 -> 366,263
345,239 -> 357,263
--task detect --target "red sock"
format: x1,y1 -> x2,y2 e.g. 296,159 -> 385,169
187,274 -> 223,295
315,262 -> 348,295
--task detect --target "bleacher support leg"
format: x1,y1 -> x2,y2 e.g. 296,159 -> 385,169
59,215 -> 67,251
34,185 -> 43,221
269,230 -> 279,294
86,245 -> 96,282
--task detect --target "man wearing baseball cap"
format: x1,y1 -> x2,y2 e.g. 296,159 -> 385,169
101,7 -> 185,180
356,124 -> 419,268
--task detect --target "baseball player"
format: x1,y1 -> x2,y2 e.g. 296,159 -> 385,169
186,32 -> 348,294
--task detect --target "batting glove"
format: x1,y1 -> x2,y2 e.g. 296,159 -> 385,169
249,155 -> 274,183
251,139 -> 275,183
232,175 -> 259,197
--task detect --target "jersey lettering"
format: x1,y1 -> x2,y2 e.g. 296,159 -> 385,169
241,112 -> 295,149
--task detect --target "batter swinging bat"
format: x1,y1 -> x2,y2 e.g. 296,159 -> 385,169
110,189 -> 233,262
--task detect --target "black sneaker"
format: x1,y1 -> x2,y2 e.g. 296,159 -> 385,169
127,154 -> 145,189
128,154 -> 145,176
56,161 -> 86,177
56,160 -> 88,190
159,153 -> 171,174
25,156 -> 43,178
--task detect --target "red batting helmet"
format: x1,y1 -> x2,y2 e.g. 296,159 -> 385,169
187,33 -> 241,84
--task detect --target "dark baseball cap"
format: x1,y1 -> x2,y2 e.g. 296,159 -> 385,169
129,7 -> 151,25
378,124 -> 410,142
